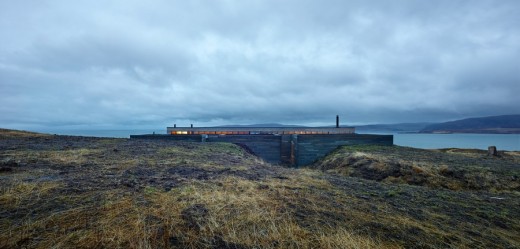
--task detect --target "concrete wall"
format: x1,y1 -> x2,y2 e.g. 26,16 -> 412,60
206,135 -> 281,164
296,134 -> 393,166
129,134 -> 203,142
130,133 -> 393,166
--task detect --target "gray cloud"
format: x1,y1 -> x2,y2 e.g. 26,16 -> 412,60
1,0 -> 519,129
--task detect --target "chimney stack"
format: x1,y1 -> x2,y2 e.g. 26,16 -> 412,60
336,115 -> 339,128
174,124 -> 176,128
191,124 -> 193,128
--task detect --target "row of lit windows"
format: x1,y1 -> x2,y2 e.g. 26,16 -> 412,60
171,130 -> 352,135
280,131 -> 331,134
195,131 -> 249,135
171,131 -> 190,134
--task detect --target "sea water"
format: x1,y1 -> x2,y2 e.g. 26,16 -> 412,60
361,132 -> 520,151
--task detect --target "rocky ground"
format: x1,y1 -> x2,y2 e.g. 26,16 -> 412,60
1,129 -> 519,248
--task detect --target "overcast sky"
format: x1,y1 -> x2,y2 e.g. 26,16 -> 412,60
1,0 -> 519,129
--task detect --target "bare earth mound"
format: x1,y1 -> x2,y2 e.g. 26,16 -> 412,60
1,130 -> 519,248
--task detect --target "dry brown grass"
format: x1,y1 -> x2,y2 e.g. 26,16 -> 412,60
4,148 -> 101,166
0,176 -> 387,249
148,175 -> 384,248
0,180 -> 61,208
0,128 -> 50,139
1,130 -> 519,248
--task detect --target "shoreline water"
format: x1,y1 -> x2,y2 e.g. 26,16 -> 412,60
360,131 -> 520,151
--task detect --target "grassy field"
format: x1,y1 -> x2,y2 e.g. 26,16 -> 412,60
0,129 -> 519,248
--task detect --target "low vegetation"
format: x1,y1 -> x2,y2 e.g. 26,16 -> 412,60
313,145 -> 520,192
1,129 -> 519,248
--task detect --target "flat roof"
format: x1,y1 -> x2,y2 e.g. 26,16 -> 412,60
166,126 -> 355,135
167,126 -> 354,128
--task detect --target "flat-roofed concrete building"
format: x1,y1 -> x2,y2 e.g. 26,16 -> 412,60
131,116 -> 392,166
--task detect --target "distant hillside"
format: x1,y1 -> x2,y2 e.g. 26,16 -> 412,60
215,123 -> 432,132
420,115 -> 520,134
356,123 -> 433,133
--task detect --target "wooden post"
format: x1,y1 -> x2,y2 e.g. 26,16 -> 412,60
488,146 -> 498,156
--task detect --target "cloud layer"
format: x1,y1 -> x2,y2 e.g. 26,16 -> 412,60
1,0 -> 519,128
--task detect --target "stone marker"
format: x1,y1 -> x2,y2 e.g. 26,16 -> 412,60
488,146 -> 498,156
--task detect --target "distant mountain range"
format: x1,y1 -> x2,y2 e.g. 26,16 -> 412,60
355,123 -> 433,133
214,115 -> 520,134
219,123 -> 434,133
419,115 -> 520,134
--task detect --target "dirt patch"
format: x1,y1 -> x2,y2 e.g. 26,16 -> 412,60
182,204 -> 209,231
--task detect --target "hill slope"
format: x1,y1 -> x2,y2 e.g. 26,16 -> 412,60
420,114 -> 520,134
1,129 -> 519,248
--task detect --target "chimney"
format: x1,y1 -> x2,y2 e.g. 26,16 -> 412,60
191,124 -> 193,128
174,124 -> 176,128
336,115 -> 339,128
